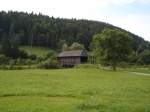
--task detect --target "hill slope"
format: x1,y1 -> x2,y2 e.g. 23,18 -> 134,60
20,46 -> 52,57
0,11 -> 150,52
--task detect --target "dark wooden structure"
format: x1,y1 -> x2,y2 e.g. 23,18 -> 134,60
57,50 -> 88,67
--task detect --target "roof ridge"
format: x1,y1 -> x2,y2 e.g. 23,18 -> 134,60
58,50 -> 88,57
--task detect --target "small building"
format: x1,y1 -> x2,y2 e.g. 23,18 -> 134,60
57,50 -> 88,67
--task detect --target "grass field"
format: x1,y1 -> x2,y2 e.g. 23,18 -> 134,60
20,46 -> 53,57
0,69 -> 150,112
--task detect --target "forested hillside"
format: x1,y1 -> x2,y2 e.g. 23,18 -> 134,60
0,11 -> 150,51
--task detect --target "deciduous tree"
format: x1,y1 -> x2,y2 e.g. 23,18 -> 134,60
92,28 -> 133,70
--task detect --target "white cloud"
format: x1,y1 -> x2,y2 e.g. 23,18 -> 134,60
103,14 -> 150,41
0,0 -> 149,16
100,0 -> 150,6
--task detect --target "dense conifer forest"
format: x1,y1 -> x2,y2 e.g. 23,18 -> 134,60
0,11 -> 150,51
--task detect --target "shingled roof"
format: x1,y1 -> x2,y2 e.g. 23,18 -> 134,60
58,50 -> 88,57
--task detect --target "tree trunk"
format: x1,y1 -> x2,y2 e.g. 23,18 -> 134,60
112,63 -> 117,71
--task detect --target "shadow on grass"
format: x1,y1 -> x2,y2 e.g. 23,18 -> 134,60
0,93 -> 78,99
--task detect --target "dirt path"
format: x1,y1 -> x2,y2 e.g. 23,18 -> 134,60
130,72 -> 150,76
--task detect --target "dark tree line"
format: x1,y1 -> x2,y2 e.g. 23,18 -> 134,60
0,11 -> 150,52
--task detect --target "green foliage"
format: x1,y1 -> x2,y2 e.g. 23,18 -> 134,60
20,46 -> 52,57
118,61 -> 129,68
137,50 -> 150,65
19,50 -> 28,59
45,50 -> 57,59
0,34 -> 27,59
0,10 -> 150,66
0,35 -> 20,59
69,42 -> 85,50
0,54 -> 10,65
26,59 -> 33,67
62,42 -> 84,51
38,58 -> 58,69
87,52 -> 96,64
15,58 -> 23,65
62,43 -> 69,51
28,54 -> 37,60
38,50 -> 58,69
0,11 -> 149,52
129,50 -> 150,65
92,28 -> 133,70
58,40 -> 67,50
0,69 -> 150,112
0,45 -> 58,69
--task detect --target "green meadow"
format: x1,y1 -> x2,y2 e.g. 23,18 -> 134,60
20,46 -> 53,57
0,69 -> 150,112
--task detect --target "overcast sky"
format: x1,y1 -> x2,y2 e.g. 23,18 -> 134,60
0,0 -> 150,41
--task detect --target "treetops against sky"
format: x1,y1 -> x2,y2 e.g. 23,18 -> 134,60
0,0 -> 150,41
